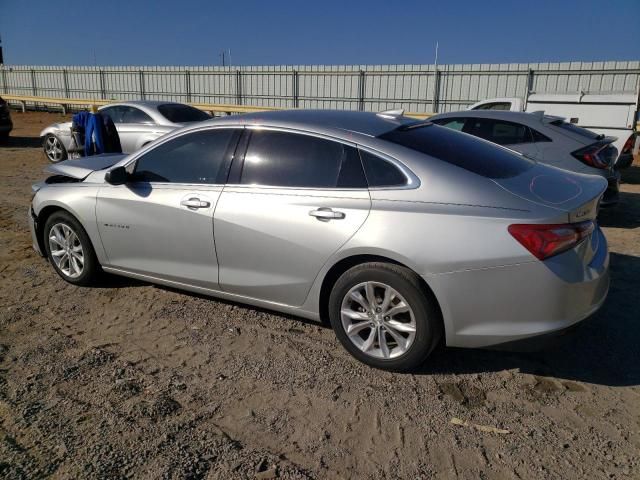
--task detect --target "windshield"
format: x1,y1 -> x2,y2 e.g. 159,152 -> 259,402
157,104 -> 211,123
379,124 -> 535,179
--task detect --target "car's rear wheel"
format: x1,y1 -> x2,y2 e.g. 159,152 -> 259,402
329,262 -> 441,371
43,134 -> 67,163
44,211 -> 99,286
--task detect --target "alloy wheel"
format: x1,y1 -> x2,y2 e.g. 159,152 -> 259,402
48,223 -> 84,278
340,281 -> 416,359
45,136 -> 64,162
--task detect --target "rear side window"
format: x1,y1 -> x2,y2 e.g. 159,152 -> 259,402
100,106 -> 126,124
379,124 -> 534,179
132,129 -> 237,184
359,150 -> 407,187
157,104 -> 211,123
465,118 -> 531,145
240,131 -> 367,188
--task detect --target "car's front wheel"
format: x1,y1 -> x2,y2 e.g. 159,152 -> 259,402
329,262 -> 441,371
43,134 -> 67,163
44,211 -> 99,286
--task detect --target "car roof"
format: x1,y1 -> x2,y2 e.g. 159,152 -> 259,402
203,109 -> 416,137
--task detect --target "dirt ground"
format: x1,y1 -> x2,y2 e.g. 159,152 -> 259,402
0,111 -> 639,480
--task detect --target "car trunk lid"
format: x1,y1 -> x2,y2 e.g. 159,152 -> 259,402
495,164 -> 607,265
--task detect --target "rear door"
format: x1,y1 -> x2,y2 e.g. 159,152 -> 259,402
96,127 -> 241,288
214,128 -> 371,306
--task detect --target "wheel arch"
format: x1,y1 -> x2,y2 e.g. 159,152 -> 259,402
35,204 -> 98,259
318,254 -> 444,338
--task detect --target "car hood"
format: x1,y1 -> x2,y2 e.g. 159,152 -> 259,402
44,153 -> 128,180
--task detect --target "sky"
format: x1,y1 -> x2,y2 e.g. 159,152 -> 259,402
0,0 -> 638,66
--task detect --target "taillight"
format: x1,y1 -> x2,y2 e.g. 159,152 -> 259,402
571,142 -> 613,169
508,221 -> 595,260
621,134 -> 636,155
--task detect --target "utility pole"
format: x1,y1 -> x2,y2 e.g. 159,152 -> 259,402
220,50 -> 226,67
0,34 -> 4,65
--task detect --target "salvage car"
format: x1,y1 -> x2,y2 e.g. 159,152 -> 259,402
430,110 -> 621,206
29,109 -> 610,371
40,100 -> 211,162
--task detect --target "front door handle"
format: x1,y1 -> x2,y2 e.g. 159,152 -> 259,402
181,197 -> 211,209
309,208 -> 345,220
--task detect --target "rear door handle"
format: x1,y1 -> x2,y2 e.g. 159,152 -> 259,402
309,208 -> 345,220
181,197 -> 211,209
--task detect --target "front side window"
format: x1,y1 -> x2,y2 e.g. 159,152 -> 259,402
240,131 -> 367,188
121,106 -> 154,124
466,118 -> 532,145
132,129 -> 238,184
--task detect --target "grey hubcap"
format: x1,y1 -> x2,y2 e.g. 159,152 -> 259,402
340,281 -> 416,359
45,136 -> 64,162
48,223 -> 84,278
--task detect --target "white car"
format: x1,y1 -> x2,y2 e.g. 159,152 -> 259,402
40,101 -> 211,162
469,93 -> 639,169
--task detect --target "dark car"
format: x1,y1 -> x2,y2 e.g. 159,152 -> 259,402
0,96 -> 12,140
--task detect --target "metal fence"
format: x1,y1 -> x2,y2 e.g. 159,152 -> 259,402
1,61 -> 638,113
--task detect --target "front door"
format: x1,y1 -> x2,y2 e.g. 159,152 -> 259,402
214,129 -> 371,306
96,127 -> 240,288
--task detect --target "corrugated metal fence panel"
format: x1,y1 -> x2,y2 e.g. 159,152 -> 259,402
1,62 -> 638,113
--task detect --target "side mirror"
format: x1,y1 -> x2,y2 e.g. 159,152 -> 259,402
105,166 -> 129,185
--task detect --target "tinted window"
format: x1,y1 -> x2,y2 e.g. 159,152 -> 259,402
122,106 -> 154,124
432,118 -> 466,131
549,120 -> 602,140
240,131 -> 366,188
359,151 -> 407,187
132,129 -> 237,183
379,124 -> 534,179
466,118 -> 531,145
531,129 -> 552,142
157,104 -> 211,123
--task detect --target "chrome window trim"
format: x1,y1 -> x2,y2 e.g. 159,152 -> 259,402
356,145 -> 421,191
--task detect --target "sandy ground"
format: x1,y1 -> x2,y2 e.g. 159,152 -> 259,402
0,111 -> 639,480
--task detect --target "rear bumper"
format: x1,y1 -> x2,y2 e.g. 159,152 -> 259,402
600,172 -> 620,207
425,227 -> 610,349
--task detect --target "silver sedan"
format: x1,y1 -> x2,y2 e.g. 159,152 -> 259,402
40,100 -> 211,162
29,110 -> 610,371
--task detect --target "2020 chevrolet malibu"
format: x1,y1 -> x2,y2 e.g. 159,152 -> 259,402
40,101 -> 211,162
29,109 -> 610,371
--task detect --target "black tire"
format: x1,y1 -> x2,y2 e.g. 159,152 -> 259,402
328,262 -> 442,371
43,133 -> 68,163
43,211 -> 100,286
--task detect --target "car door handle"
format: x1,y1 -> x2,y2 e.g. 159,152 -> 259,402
309,208 -> 345,220
181,198 -> 211,209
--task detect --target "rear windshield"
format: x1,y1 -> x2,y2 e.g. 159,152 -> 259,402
379,124 -> 535,179
548,120 -> 602,140
157,104 -> 211,123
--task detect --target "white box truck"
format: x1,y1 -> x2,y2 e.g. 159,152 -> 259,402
469,92 -> 639,169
